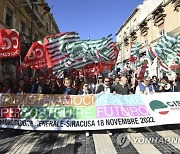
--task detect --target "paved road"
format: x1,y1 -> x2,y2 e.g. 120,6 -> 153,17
0,124 -> 180,154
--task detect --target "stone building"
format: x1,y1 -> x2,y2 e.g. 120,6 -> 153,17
116,0 -> 180,78
0,0 -> 60,80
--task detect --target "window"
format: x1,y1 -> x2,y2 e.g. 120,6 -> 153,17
145,40 -> 148,44
19,21 -> 26,34
34,34 -> 38,41
46,23 -> 49,31
160,29 -> 165,36
6,7 -> 13,28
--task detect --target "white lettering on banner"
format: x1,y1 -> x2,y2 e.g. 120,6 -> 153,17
36,48 -> 43,58
12,37 -> 18,49
0,37 -> 18,50
0,38 -> 11,50
0,51 -> 19,57
28,48 -> 44,60
28,50 -> 36,60
0,92 -> 179,131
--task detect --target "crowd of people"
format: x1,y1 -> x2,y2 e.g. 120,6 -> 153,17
0,73 -> 180,95
0,73 -> 180,136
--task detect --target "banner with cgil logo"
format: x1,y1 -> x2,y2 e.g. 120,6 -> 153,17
0,92 -> 179,131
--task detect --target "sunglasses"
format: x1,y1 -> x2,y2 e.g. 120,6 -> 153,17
104,81 -> 110,82
84,85 -> 88,87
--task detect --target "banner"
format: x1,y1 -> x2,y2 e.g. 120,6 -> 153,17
0,29 -> 20,58
20,41 -> 47,70
0,92 -> 179,131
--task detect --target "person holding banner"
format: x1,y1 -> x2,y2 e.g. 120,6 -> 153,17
173,74 -> 180,92
32,76 -> 51,94
78,81 -> 92,95
78,81 -> 92,137
96,77 -> 115,94
135,76 -> 155,95
114,76 -> 129,95
48,75 -> 61,94
96,77 -> 115,136
0,79 -> 14,94
95,75 -> 104,94
15,78 -> 28,94
62,78 -> 77,95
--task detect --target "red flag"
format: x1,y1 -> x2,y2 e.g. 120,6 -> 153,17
0,29 -> 20,58
19,41 -> 47,70
113,43 -> 120,60
138,60 -> 148,80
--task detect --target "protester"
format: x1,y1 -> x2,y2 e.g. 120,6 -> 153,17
172,74 -> 180,92
72,78 -> 81,95
78,81 -> 92,95
95,75 -> 104,93
26,77 -> 37,93
114,76 -> 129,95
15,78 -> 27,94
96,77 -> 115,94
1,79 -> 14,94
48,75 -> 61,94
62,78 -> 77,95
96,77 -> 115,136
135,76 -> 155,94
112,76 -> 120,87
151,75 -> 160,92
32,76 -> 51,94
159,76 -> 173,92
128,77 -> 137,94
78,81 -> 92,137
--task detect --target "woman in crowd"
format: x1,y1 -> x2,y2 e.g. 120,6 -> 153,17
78,81 -> 92,137
1,79 -> 14,94
15,78 -> 27,94
78,81 -> 92,95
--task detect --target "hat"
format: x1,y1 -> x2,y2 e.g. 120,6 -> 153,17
98,75 -> 103,79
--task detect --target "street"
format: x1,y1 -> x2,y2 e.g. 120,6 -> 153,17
0,124 -> 180,154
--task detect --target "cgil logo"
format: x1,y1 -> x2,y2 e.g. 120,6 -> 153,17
149,100 -> 180,115
149,100 -> 169,115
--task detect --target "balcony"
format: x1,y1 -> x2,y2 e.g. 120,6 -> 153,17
172,0 -> 180,12
152,6 -> 166,27
19,0 -> 44,28
139,21 -> 149,36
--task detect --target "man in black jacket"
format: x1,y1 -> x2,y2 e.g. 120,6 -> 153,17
96,77 -> 115,136
96,77 -> 115,94
32,76 -> 51,94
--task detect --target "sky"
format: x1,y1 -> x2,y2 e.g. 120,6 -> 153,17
46,0 -> 144,41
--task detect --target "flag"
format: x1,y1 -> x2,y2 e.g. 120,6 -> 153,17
130,42 -> 141,57
146,46 -> 158,63
20,41 -> 47,70
138,60 -> 148,80
155,34 -> 177,72
43,32 -> 80,77
0,29 -> 20,58
0,29 -> 5,46
174,35 -> 180,54
65,34 -> 115,69
83,34 -> 115,62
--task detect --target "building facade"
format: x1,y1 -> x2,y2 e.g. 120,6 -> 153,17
0,0 -> 60,80
116,0 -> 180,78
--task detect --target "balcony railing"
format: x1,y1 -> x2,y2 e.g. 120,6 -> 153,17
20,0 -> 44,28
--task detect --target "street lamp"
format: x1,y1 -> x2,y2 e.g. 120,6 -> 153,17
30,0 -> 50,44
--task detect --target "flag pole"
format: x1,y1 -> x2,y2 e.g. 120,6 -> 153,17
33,69 -> 36,77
